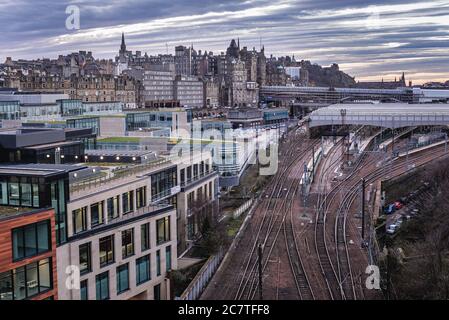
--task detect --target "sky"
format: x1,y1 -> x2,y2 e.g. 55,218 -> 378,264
1,0 -> 449,84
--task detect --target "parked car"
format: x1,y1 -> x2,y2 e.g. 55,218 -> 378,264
386,224 -> 398,234
394,201 -> 403,210
384,204 -> 396,215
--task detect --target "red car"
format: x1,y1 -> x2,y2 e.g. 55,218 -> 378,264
394,201 -> 403,210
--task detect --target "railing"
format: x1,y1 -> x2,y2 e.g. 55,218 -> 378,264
70,157 -> 176,194
180,170 -> 217,188
232,198 -> 254,219
176,249 -> 225,300
151,186 -> 180,203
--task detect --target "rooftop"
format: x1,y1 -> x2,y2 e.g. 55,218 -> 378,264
0,205 -> 34,220
0,163 -> 86,177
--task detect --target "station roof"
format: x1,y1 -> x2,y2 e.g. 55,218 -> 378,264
309,103 -> 449,128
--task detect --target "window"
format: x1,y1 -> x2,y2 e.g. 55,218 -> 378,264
73,207 -> 87,234
187,166 -> 192,181
141,223 -> 150,251
99,235 -> 114,267
193,164 -> 198,178
95,272 -> 109,300
165,246 -> 172,272
0,258 -> 52,300
116,264 -> 129,294
107,196 -> 120,220
90,201 -> 104,227
12,220 -> 51,261
136,187 -> 146,208
0,271 -> 13,300
121,229 -> 134,258
156,217 -> 171,245
180,169 -> 185,185
80,280 -> 88,300
154,283 -> 161,300
122,191 -> 134,214
79,243 -> 91,275
136,255 -> 151,285
209,181 -> 213,199
151,167 -> 177,202
156,250 -> 161,276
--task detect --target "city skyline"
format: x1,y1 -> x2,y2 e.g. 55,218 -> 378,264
1,0 -> 449,84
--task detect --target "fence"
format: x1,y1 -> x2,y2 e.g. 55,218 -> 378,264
176,250 -> 224,300
232,198 -> 254,219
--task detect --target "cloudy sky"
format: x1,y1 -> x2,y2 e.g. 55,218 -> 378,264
1,0 -> 449,84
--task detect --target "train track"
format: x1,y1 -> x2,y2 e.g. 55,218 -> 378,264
314,138 -> 449,300
231,129 -> 319,300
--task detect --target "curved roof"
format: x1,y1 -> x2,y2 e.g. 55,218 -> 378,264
309,103 -> 449,128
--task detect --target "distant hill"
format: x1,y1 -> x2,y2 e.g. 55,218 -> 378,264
301,61 -> 356,88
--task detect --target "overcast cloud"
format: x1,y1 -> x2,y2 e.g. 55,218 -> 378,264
1,0 -> 449,84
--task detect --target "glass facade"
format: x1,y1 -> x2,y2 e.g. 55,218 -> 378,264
0,258 -> 52,300
12,220 -> 51,261
126,111 -> 174,131
66,117 -> 100,136
0,101 -> 20,120
150,167 -> 177,202
59,99 -> 83,117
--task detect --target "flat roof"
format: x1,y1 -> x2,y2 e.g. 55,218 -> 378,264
86,150 -> 156,157
23,140 -> 81,150
0,164 -> 87,177
312,103 -> 449,115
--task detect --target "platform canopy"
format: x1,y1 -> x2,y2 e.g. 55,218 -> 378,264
309,103 -> 449,129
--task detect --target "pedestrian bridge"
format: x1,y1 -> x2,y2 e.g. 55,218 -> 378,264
308,103 -> 449,129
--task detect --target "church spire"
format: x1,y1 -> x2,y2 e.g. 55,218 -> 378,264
120,32 -> 126,53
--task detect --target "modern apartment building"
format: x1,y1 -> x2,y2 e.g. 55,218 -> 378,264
173,152 -> 218,253
0,163 -> 90,300
55,159 -> 179,300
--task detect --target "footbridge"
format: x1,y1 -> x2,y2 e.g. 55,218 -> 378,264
308,103 -> 449,129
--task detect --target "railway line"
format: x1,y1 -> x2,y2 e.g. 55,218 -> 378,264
313,136 -> 449,300
201,123 -> 448,301
202,126 -> 320,300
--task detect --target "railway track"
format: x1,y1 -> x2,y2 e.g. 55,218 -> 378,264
231,129 -> 319,300
315,138 -> 449,300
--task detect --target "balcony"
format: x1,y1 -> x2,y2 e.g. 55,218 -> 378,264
180,170 -> 218,191
70,203 -> 173,241
151,185 -> 181,203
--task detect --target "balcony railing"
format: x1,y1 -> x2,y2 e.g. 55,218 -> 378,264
78,203 -> 173,237
180,170 -> 217,188
151,185 -> 181,203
